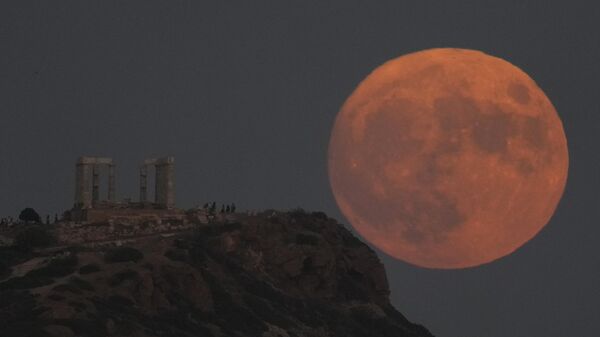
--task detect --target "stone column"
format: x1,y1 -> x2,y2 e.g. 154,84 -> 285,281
92,165 -> 100,205
139,165 -> 148,203
108,164 -> 116,202
74,158 -> 93,209
75,162 -> 85,207
155,157 -> 175,209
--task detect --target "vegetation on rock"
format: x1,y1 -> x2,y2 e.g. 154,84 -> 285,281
18,207 -> 41,223
104,247 -> 144,263
14,225 -> 56,251
0,210 -> 433,337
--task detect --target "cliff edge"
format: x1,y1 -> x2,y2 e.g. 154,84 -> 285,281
0,210 -> 433,337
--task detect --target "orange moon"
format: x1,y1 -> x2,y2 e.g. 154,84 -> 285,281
328,48 -> 568,269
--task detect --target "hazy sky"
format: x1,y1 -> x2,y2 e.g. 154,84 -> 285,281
1,1 -> 599,337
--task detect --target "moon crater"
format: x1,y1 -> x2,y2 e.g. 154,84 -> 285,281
328,48 -> 568,269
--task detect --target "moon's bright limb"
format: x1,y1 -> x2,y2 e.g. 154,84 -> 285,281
328,48 -> 568,269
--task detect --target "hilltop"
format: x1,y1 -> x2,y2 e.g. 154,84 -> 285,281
0,210 -> 433,337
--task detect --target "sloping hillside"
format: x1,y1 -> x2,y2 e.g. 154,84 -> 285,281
0,210 -> 433,337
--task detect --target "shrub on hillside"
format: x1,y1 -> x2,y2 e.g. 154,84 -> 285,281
311,211 -> 328,221
0,247 -> 32,280
18,208 -> 41,223
164,249 -> 187,262
79,263 -> 101,275
295,233 -> 319,246
196,222 -> 242,237
32,254 -> 79,279
68,276 -> 95,291
288,208 -> 308,220
104,247 -> 144,264
0,254 -> 78,290
14,226 -> 56,250
108,269 -> 139,287
0,261 -> 10,279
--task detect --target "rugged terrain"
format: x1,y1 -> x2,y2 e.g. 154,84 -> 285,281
0,210 -> 433,337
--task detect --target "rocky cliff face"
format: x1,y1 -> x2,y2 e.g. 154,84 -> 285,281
0,210 -> 433,337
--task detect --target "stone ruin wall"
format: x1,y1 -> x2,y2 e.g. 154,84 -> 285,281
55,219 -> 190,246
55,210 -> 238,246
81,208 -> 185,224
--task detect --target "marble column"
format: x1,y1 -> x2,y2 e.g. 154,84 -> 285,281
108,164 -> 116,202
139,165 -> 148,203
74,159 -> 93,208
155,157 -> 175,209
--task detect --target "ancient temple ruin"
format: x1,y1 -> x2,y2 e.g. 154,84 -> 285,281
74,156 -> 175,210
74,157 -> 116,208
0,156 -> 238,246
70,156 -> 178,223
139,157 -> 175,209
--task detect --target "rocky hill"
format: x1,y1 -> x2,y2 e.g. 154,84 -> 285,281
0,210 -> 433,337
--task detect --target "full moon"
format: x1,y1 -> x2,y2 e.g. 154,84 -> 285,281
328,48 -> 568,269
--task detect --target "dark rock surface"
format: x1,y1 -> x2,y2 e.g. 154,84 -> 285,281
0,210 -> 433,337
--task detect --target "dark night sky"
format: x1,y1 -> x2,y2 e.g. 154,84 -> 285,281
1,1 -> 598,336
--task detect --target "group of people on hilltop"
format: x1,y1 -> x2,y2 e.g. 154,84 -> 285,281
0,217 -> 15,227
202,202 -> 236,215
1,213 -> 60,227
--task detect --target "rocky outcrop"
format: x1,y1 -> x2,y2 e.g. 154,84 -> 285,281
0,210 -> 433,337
